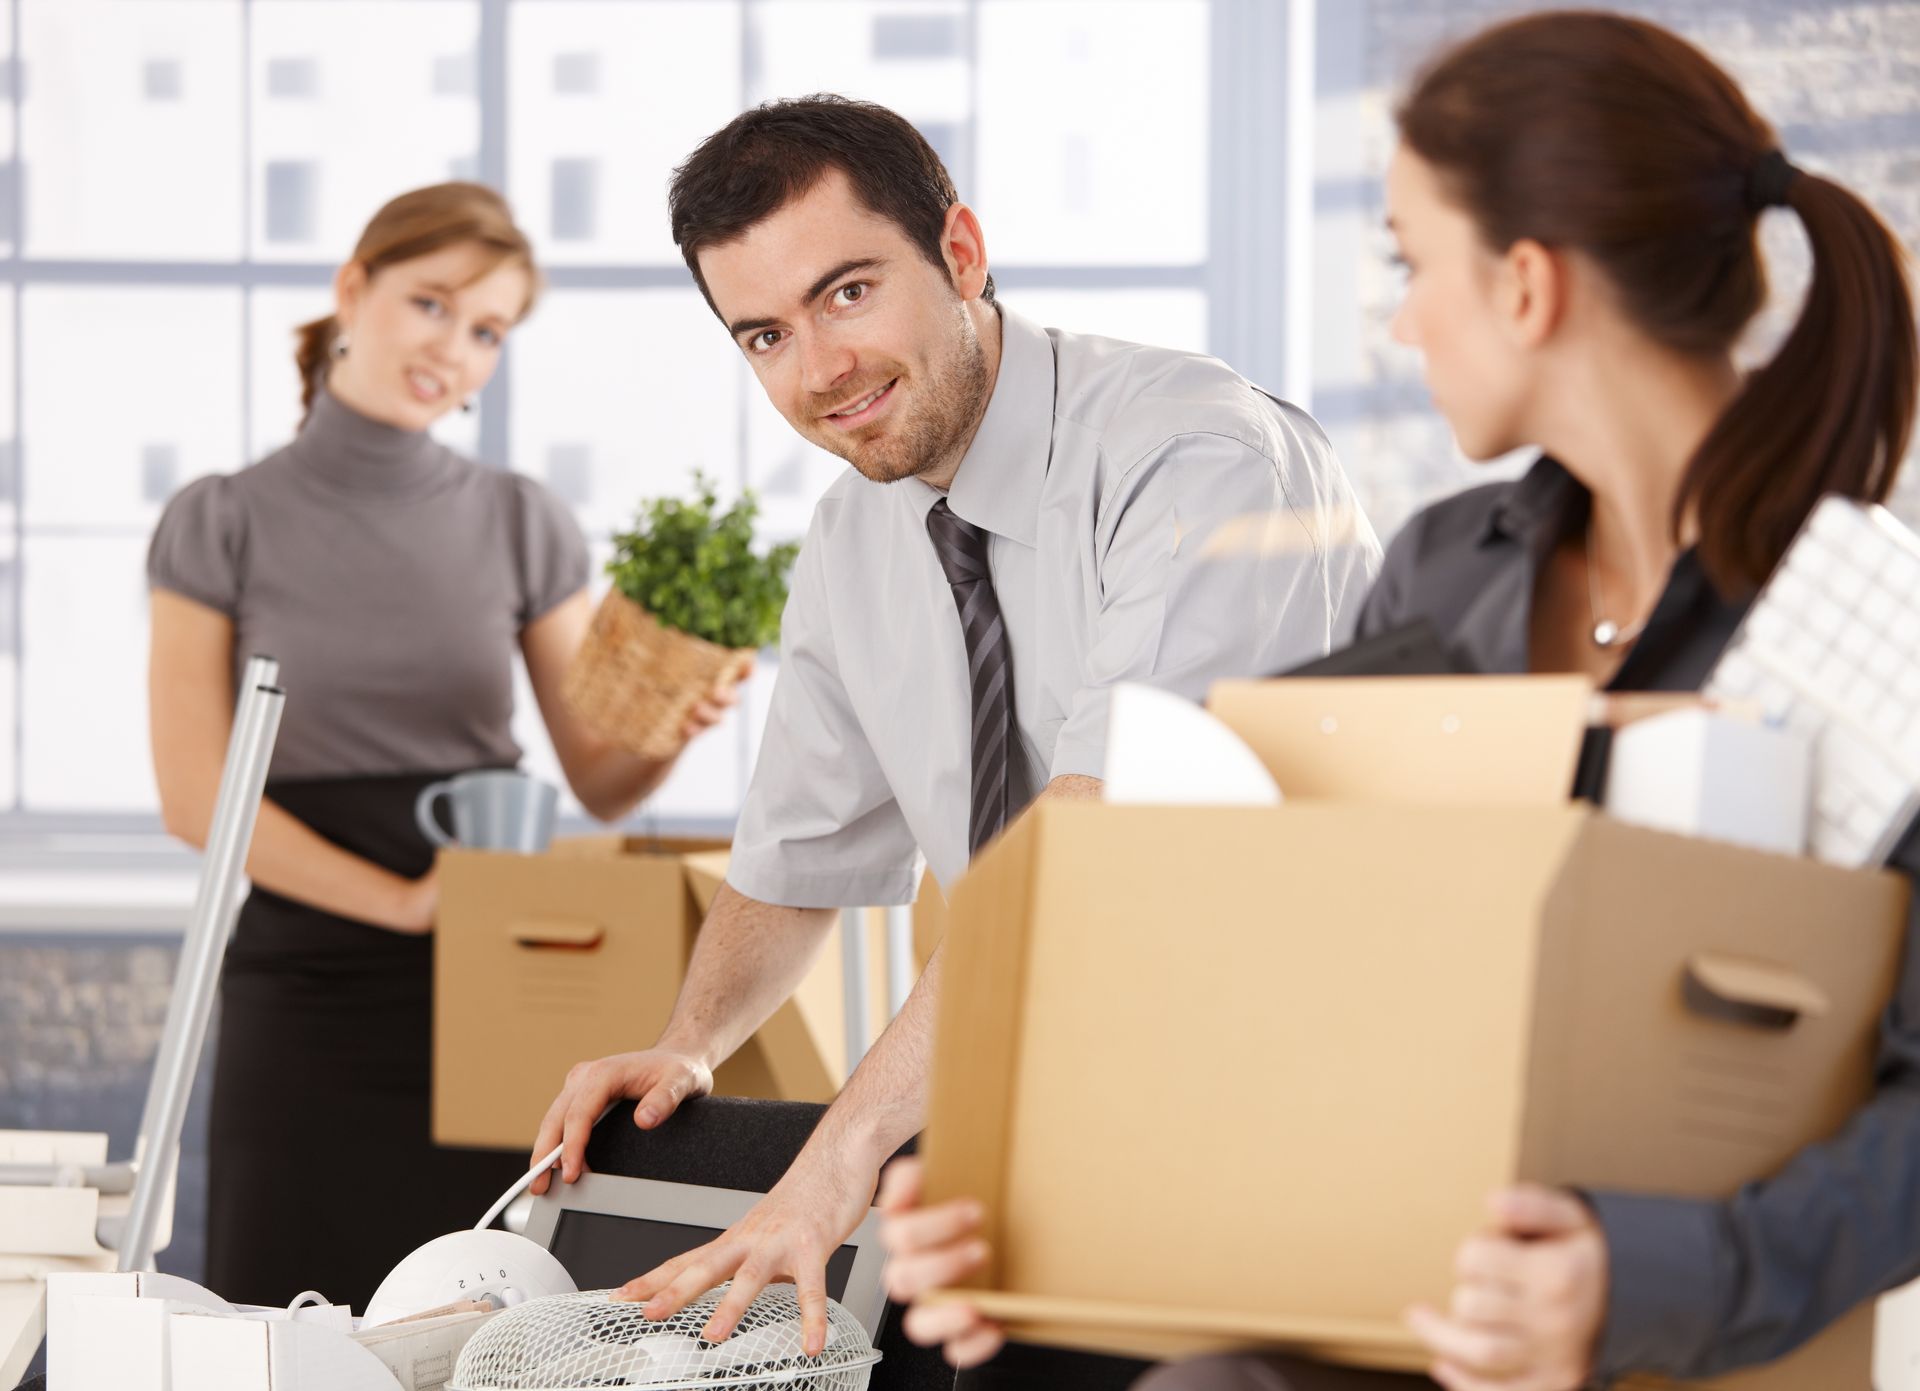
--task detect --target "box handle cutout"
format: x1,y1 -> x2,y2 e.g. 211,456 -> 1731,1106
511,918 -> 606,951
1683,953 -> 1829,1031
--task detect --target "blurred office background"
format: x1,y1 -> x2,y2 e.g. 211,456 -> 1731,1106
1,0 -> 1916,1293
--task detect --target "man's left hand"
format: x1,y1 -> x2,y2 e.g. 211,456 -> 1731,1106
612,1143 -> 877,1357
1405,1185 -> 1608,1391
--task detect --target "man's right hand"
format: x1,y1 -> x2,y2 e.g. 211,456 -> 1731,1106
528,1048 -> 715,1196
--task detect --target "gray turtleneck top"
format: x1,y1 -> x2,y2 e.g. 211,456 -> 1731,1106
147,389 -> 589,781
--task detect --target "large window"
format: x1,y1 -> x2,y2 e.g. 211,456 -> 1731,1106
4,0 -> 1250,832
14,0 -> 1914,838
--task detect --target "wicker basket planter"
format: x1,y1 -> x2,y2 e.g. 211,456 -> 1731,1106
562,589 -> 756,761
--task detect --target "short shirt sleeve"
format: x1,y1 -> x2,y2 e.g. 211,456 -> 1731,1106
148,474 -> 246,616
1049,427 -> 1377,780
725,510 -> 921,910
511,474 -> 591,625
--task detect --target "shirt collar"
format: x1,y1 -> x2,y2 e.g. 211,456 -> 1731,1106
1476,452 -> 1749,689
1481,453 -> 1587,555
911,305 -> 1055,547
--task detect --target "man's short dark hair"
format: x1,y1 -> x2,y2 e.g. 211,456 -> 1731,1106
669,94 -> 994,315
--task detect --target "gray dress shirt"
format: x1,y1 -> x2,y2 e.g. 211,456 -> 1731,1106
728,306 -> 1381,908
1357,455 -> 1920,1383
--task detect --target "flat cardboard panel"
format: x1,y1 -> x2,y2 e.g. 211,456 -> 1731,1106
682,851 -> 730,914
922,799 -> 1908,1385
950,1290 -> 1432,1370
927,802 -> 1582,1321
926,811 -> 1042,1276
435,838 -> 844,1149
1207,676 -> 1591,805
1520,817 -> 1906,1196
1523,820 -> 1903,1391
690,847 -> 859,1100
435,847 -> 703,1149
998,804 -> 1583,1319
721,940 -> 844,1105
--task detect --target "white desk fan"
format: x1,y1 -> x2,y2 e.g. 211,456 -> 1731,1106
452,1282 -> 881,1391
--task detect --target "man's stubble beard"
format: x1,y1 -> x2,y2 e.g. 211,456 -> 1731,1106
832,311 -> 992,485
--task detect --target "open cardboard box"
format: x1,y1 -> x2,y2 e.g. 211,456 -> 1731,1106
434,837 -> 852,1150
921,678 -> 1909,1389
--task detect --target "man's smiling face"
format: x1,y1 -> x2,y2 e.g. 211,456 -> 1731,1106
698,170 -> 992,485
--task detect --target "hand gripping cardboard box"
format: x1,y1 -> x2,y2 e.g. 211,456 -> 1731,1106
920,678 -> 1909,1389
434,837 -> 851,1150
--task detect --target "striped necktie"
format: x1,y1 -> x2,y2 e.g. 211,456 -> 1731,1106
927,498 -> 1015,858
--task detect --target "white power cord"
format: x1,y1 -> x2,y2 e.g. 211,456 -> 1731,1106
472,1104 -> 616,1233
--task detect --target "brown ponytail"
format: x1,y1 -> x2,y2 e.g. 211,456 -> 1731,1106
1397,10 -> 1917,594
294,312 -> 340,419
1685,170 -> 1917,588
296,181 -> 542,426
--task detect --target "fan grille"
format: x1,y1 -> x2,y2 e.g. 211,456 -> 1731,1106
451,1283 -> 881,1390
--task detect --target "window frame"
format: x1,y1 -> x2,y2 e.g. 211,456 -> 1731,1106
1,0 -> 1309,853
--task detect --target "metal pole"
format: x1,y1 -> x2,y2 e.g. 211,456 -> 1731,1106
885,906 -> 914,1018
840,908 -> 870,1071
115,659 -> 284,1270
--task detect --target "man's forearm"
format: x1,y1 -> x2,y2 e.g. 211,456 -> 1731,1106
806,944 -> 946,1176
657,883 -> 836,1070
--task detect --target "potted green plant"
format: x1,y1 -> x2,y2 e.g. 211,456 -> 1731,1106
563,474 -> 800,760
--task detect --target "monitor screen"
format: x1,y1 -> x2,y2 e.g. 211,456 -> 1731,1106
547,1210 -> 860,1298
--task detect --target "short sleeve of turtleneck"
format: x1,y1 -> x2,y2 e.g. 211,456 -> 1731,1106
148,473 -> 246,616
510,472 -> 590,625
142,390 -> 596,780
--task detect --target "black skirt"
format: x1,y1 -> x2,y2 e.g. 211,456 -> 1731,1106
204,772 -> 524,1310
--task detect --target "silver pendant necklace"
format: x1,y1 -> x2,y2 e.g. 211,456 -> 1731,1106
1586,519 -> 1646,650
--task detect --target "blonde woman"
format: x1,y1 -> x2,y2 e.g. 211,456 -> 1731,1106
148,183 -> 736,1307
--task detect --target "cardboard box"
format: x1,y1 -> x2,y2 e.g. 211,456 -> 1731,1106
434,837 -> 850,1150
166,1306 -> 476,1390
921,680 -> 1909,1389
348,1307 -> 494,1390
1206,675 -> 1594,806
46,1270 -> 233,1391
8,1131 -> 175,1388
47,1268 -> 490,1391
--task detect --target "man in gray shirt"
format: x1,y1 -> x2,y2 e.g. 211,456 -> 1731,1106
531,95 -> 1381,1353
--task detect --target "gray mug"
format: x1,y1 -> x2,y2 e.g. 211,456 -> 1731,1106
415,770 -> 558,853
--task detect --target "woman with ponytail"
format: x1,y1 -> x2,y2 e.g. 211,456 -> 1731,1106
878,12 -> 1919,1390
145,183 -> 740,1308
